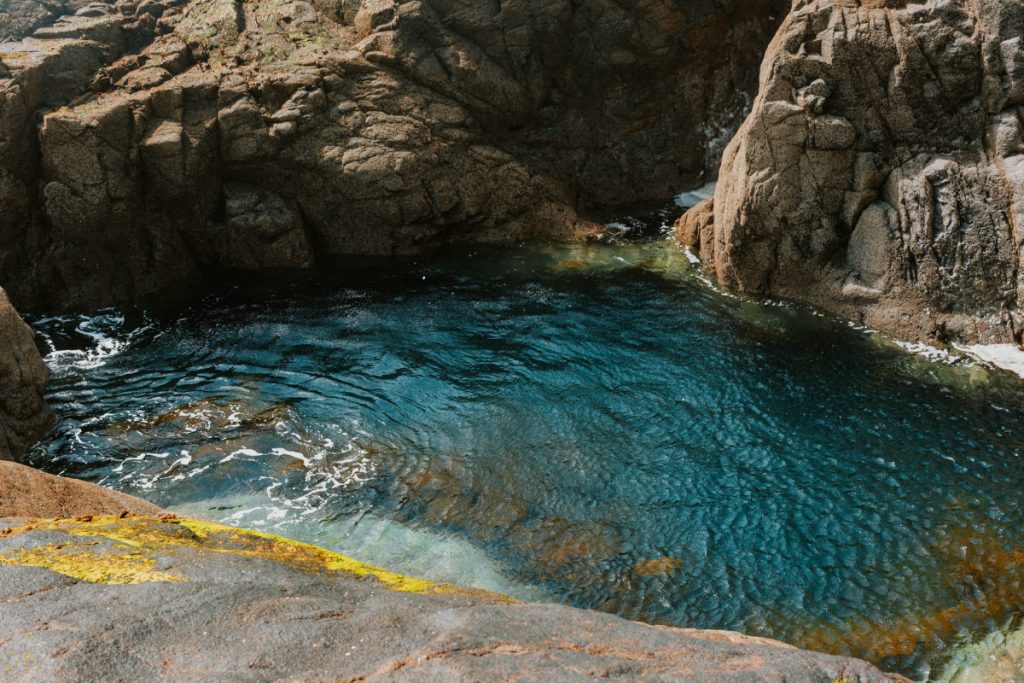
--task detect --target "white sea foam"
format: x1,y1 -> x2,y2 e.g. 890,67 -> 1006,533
894,340 -> 962,365
219,448 -> 262,464
271,447 -> 311,465
34,311 -> 153,374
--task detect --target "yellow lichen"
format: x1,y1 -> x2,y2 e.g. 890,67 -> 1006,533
1,516 -> 513,601
177,518 -> 447,594
0,542 -> 182,585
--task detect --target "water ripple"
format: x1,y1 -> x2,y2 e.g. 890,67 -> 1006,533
27,241 -> 1024,681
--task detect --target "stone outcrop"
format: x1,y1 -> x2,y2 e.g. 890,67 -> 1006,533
0,0 -> 788,310
0,461 -> 162,516
0,0 -> 73,40
0,289 -> 53,461
0,513 -> 909,681
677,0 -> 1024,347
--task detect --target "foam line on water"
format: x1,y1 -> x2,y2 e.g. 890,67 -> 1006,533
34,311 -> 154,374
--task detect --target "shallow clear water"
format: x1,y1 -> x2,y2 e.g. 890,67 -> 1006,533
30,239 -> 1024,680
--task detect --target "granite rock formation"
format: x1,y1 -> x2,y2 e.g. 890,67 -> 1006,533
677,0 -> 1024,347
0,0 -> 74,40
0,0 -> 787,310
0,512 -> 910,682
0,460 -> 163,516
0,289 -> 53,461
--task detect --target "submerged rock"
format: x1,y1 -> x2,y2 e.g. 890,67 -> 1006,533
0,511 -> 910,681
678,0 -> 1024,348
0,0 -> 788,310
0,289 -> 53,461
939,623 -> 1024,682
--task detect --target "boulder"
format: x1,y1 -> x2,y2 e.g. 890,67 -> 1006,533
678,0 -> 1024,347
0,289 -> 53,461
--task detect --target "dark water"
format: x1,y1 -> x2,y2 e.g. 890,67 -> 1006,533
30,241 -> 1024,681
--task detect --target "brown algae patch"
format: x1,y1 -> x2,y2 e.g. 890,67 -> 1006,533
792,527 -> 1024,664
633,557 -> 685,578
0,516 -> 513,600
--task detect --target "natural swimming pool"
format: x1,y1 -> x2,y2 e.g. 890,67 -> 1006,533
29,238 -> 1024,681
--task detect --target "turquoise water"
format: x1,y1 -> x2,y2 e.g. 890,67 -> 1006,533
30,238 -> 1024,680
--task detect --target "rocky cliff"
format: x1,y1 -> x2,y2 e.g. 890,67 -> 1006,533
0,0 -> 787,310
677,0 -> 1024,347
0,289 -> 53,461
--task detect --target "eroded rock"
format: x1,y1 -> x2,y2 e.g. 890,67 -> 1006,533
0,289 -> 53,461
0,0 -> 73,40
678,0 -> 1024,347
0,0 -> 788,310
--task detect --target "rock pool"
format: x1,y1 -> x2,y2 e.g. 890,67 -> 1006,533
30,239 -> 1024,681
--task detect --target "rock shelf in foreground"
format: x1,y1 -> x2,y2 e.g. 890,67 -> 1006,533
0,472 -> 908,682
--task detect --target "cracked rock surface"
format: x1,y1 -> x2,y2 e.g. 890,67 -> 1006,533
0,0 -> 787,310
678,0 -> 1024,347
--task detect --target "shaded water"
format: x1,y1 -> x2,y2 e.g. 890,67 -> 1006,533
30,239 -> 1024,681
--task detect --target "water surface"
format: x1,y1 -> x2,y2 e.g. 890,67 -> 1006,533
31,240 -> 1024,680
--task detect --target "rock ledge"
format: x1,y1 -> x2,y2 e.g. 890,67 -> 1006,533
0,510 -> 910,681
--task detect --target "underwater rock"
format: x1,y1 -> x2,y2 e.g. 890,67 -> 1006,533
632,556 -> 685,578
0,288 -> 53,461
939,623 -> 1024,682
679,0 -> 1024,348
0,513 -> 911,681
0,0 -> 788,310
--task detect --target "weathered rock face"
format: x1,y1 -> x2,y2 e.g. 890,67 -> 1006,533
0,289 -> 53,461
0,0 -> 788,310
939,623 -> 1024,683
678,0 -> 1024,347
0,514 -> 910,681
0,0 -> 72,40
